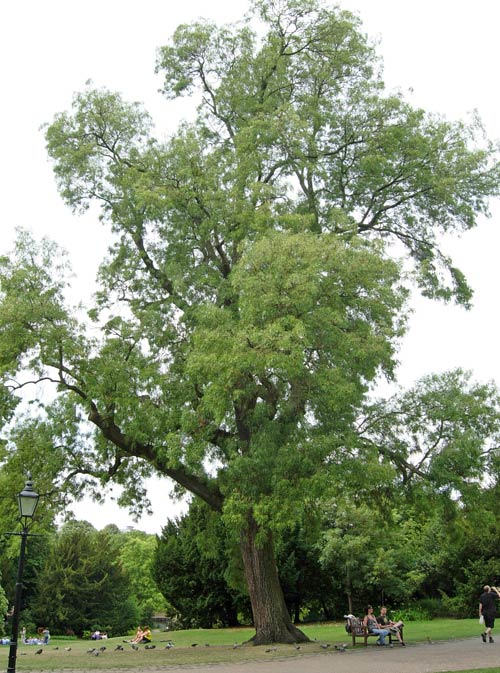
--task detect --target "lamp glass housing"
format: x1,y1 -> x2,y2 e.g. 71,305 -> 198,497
17,480 -> 39,519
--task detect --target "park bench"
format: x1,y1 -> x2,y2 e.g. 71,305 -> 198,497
345,615 -> 403,647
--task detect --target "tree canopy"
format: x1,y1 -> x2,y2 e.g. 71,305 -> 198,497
1,0 -> 499,643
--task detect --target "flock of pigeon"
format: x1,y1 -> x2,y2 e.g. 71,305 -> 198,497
263,643 -> 348,654
29,646 -> 72,655
26,639 -> 348,657
27,641 -> 174,656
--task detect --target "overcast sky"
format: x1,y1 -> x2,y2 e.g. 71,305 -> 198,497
1,0 -> 499,533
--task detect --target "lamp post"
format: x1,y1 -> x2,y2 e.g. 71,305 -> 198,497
6,477 -> 39,673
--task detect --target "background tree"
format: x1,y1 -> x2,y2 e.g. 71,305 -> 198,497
0,438 -> 60,635
318,369 -> 500,614
154,501 -> 250,628
1,0 -> 499,643
0,580 -> 8,636
357,369 -> 500,502
115,529 -> 169,624
432,483 -> 500,617
321,504 -> 377,615
275,524 -> 336,622
31,522 -> 138,636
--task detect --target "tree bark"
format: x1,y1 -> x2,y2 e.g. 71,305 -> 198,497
346,566 -> 353,614
240,516 -> 310,645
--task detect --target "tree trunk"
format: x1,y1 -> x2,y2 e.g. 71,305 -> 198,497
347,590 -> 353,615
240,516 -> 310,645
346,566 -> 353,614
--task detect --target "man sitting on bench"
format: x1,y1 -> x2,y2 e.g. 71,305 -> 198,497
378,606 -> 405,646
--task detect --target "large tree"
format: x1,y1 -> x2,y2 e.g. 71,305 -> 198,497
1,0 -> 499,643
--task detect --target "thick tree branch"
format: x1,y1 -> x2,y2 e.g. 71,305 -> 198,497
87,402 -> 224,511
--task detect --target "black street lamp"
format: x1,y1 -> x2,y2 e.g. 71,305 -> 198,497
6,477 -> 40,673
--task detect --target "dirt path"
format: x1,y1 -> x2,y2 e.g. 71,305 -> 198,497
60,637 -> 500,673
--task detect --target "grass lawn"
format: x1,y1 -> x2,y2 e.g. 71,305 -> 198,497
2,618 -> 496,671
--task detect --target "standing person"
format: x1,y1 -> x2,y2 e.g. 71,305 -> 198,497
378,606 -> 405,646
42,627 -> 50,645
479,585 -> 500,643
363,605 -> 390,646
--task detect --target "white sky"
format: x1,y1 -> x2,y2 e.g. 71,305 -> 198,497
1,0 -> 499,533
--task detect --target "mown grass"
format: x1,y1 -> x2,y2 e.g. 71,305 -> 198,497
2,618 -> 491,671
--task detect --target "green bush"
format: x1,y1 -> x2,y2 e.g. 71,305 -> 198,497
392,597 -> 460,621
392,605 -> 433,622
414,598 -> 446,618
444,557 -> 500,619
440,593 -> 471,618
18,609 -> 37,638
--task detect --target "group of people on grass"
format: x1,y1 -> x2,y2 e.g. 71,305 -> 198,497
363,605 -> 405,646
0,626 -> 51,646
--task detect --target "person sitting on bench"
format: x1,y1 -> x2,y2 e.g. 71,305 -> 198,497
363,605 -> 390,645
378,606 -> 405,646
